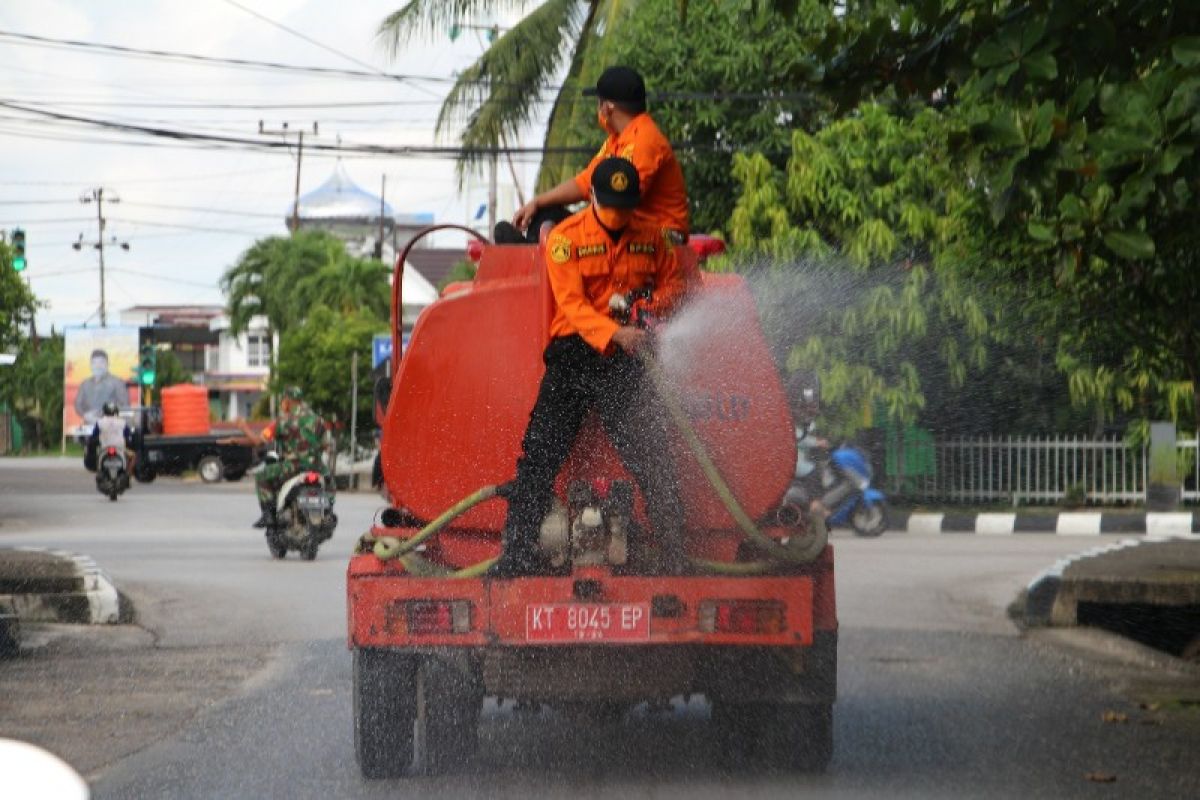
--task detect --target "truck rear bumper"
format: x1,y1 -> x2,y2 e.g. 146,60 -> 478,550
348,555 -> 837,703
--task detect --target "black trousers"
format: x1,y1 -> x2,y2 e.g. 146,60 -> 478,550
503,335 -> 684,557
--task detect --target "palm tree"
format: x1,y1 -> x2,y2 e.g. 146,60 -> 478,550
377,1 -> 651,190
295,256 -> 390,319
220,231 -> 347,337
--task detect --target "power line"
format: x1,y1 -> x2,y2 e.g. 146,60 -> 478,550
218,0 -> 399,81
0,29 -> 465,87
0,100 -> 594,157
0,165 -> 291,186
118,201 -> 282,219
110,217 -> 279,236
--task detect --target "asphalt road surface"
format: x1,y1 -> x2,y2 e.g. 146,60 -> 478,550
2,458 -> 1197,798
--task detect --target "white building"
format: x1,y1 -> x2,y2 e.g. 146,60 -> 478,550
204,315 -> 274,421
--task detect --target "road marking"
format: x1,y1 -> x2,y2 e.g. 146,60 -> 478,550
1056,513 -> 1102,536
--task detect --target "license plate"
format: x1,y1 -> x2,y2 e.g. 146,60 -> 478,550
297,494 -> 325,508
525,603 -> 650,643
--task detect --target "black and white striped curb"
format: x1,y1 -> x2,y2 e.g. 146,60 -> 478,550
890,510 -> 1200,536
3,547 -> 121,624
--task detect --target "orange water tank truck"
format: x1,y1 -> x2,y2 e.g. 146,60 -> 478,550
347,226 -> 837,778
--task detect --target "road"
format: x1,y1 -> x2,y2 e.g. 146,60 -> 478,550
2,458 -> 1197,798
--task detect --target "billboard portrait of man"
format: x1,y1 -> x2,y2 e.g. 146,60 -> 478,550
74,349 -> 130,425
63,326 -> 139,436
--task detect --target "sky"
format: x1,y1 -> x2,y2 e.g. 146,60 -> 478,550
0,0 -> 543,331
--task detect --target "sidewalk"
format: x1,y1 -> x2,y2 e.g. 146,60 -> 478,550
1021,538 -> 1200,660
0,547 -> 124,657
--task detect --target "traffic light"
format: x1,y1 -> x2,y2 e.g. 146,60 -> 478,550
11,228 -> 26,272
139,344 -> 157,387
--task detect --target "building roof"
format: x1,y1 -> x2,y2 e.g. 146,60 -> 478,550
406,247 -> 467,289
296,161 -> 395,222
120,304 -> 224,327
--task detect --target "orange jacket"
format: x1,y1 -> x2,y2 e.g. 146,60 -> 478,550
574,113 -> 690,235
546,208 -> 685,354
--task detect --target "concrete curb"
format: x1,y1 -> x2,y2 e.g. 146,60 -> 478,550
0,547 -> 121,625
889,510 -> 1200,536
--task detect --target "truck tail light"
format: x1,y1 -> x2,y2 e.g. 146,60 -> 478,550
406,600 -> 472,634
698,600 -> 786,635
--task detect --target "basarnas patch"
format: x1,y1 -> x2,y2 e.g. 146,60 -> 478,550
628,242 -> 656,254
549,236 -> 572,263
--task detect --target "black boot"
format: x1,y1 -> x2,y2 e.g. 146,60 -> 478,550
493,220 -> 526,244
252,506 -> 275,529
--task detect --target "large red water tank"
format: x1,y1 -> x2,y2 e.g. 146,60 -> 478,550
161,384 -> 209,436
382,244 -> 796,536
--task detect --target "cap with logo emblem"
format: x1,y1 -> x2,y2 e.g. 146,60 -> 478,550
590,157 -> 641,209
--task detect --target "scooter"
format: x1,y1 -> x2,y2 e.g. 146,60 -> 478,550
263,454 -> 338,561
786,431 -> 888,537
96,446 -> 130,502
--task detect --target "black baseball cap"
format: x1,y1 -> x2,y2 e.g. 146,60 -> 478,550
582,66 -> 646,111
591,157 -> 640,209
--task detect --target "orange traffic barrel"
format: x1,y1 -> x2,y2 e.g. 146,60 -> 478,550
161,384 -> 210,435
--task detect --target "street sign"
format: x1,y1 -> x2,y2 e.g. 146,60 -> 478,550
373,333 -> 410,369
372,335 -> 391,369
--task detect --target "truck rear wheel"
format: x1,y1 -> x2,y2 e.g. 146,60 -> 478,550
413,657 -> 482,774
197,455 -> 223,484
353,649 -> 417,779
714,701 -> 832,772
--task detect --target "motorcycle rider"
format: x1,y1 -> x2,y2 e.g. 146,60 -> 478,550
90,402 -> 135,474
239,386 -> 329,528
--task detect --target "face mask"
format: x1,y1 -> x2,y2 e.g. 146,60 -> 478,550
597,104 -> 618,137
594,205 -> 632,231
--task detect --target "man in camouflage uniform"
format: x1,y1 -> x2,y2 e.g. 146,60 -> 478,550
242,386 -> 329,528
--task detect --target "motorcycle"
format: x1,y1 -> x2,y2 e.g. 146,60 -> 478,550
263,456 -> 338,560
786,431 -> 888,537
96,446 -> 130,502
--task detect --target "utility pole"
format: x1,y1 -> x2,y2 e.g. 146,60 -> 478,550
349,350 -> 359,489
76,188 -> 128,327
376,174 -> 387,260
259,121 -> 318,233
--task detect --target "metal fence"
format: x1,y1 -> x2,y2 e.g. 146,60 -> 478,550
885,434 -> 1200,506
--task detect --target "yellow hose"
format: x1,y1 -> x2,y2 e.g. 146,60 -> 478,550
639,350 -> 827,567
372,485 -> 498,562
368,348 -> 826,577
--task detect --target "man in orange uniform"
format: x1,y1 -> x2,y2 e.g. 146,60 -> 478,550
504,66 -> 690,246
488,157 -> 688,578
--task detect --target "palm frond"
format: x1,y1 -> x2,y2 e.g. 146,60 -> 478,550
433,0 -> 582,178
376,1 -> 533,57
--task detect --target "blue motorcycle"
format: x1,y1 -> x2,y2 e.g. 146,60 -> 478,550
786,433 -> 888,537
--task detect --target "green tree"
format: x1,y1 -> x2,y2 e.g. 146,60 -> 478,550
220,230 -> 344,337
791,0 -> 1200,431
377,1 -> 622,182
273,306 -> 384,428
1,240 -> 38,352
549,0 -> 832,232
150,350 -> 193,405
2,334 -> 64,450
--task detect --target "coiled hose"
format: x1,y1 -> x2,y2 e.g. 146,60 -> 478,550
363,350 -> 827,576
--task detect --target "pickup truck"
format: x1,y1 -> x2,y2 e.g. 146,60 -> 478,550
132,407 -> 261,484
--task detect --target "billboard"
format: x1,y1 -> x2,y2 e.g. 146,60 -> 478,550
63,326 -> 140,436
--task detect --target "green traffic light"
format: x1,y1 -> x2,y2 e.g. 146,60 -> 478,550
11,227 -> 26,272
139,344 -> 157,386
